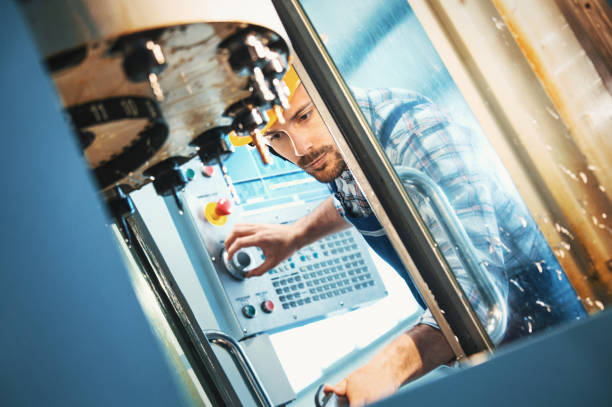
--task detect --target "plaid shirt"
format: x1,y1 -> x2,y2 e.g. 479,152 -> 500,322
332,88 -> 545,331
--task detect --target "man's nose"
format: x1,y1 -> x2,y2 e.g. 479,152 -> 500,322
288,132 -> 312,157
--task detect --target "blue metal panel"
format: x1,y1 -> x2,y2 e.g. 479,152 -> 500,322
0,2 -> 185,406
375,310 -> 612,407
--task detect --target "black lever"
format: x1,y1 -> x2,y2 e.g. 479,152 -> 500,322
315,384 -> 349,407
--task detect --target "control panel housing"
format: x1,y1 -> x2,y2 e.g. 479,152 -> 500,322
181,145 -> 387,336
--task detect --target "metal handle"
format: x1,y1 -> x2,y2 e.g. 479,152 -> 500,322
205,330 -> 275,407
396,167 -> 508,343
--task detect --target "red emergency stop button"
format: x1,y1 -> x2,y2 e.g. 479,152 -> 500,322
261,300 -> 275,313
204,198 -> 232,226
215,198 -> 232,216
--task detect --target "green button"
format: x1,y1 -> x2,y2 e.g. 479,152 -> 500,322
242,304 -> 256,319
185,168 -> 196,180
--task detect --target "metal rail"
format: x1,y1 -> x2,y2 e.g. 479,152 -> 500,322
118,208 -> 244,407
205,330 -> 275,407
396,167 -> 508,343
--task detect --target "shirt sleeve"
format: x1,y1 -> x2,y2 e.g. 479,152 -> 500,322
327,184 -> 347,219
363,88 -> 509,342
417,309 -> 440,330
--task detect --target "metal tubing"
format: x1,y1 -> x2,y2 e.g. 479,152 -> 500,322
396,167 -> 508,343
272,0 -> 493,355
206,330 -> 275,407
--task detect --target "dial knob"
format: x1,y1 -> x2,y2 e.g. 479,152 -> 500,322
222,248 -> 252,280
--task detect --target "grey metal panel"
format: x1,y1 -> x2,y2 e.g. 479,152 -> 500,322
180,158 -> 388,337
241,334 -> 297,406
0,2 -> 185,405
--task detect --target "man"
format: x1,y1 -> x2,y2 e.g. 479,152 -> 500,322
225,72 -> 586,406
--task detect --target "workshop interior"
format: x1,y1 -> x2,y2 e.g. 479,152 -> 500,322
2,0 -> 612,406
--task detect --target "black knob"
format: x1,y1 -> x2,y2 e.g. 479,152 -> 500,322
122,40 -> 167,83
236,251 -> 251,268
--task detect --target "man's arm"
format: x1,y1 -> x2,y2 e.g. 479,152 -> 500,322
225,196 -> 350,277
324,324 -> 454,407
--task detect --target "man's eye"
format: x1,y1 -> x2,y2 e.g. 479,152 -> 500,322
268,133 -> 282,141
297,109 -> 312,122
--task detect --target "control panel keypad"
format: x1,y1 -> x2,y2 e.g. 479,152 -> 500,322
270,231 -> 378,310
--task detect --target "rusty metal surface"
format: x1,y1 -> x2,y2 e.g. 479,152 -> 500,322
50,22 -> 253,192
555,0 -> 612,95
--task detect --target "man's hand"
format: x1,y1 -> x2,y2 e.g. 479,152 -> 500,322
224,197 -> 349,278
225,222 -> 302,278
323,359 -> 399,407
323,325 -> 455,406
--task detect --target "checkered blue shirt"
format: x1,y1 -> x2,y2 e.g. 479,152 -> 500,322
332,88 -> 544,332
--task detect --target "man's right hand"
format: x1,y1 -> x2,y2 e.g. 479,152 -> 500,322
224,223 -> 302,278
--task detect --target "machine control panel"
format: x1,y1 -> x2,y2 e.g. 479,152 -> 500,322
182,146 -> 387,336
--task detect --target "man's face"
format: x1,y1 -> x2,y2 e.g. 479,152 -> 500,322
264,84 -> 345,183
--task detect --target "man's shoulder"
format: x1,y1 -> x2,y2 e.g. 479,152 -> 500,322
349,87 -> 437,127
350,87 -> 432,109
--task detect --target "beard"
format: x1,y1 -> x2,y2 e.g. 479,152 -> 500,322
297,145 -> 346,183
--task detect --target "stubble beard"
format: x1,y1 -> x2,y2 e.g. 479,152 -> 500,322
297,145 -> 346,183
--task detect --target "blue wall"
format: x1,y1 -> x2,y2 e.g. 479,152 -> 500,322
0,2 -> 185,405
